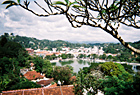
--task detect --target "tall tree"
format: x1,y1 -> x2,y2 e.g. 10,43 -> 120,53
0,36 -> 7,47
2,0 -> 140,53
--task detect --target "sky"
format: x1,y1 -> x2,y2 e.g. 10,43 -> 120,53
0,0 -> 140,43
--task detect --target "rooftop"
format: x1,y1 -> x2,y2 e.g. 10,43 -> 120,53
1,85 -> 74,95
24,71 -> 44,81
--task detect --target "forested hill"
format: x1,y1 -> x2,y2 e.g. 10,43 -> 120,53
0,33 -> 91,50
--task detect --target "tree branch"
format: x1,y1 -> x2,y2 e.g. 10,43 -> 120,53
4,0 -> 140,54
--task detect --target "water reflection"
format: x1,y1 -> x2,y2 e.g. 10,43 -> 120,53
60,60 -> 74,66
53,60 -> 140,73
77,60 -> 86,65
54,59 -> 90,73
51,62 -> 56,66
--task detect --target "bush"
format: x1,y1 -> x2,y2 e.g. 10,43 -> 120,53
43,60 -> 53,78
53,66 -> 72,85
101,62 -> 123,76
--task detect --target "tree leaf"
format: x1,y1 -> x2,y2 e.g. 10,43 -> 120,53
53,1 -> 66,6
64,0 -> 69,4
2,0 -> 16,4
72,5 -> 85,9
17,0 -> 20,3
69,1 -> 77,6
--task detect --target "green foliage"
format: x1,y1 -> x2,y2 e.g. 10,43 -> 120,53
17,0 -> 20,3
33,56 -> 44,73
0,75 -> 41,92
91,54 -> 98,59
0,35 -> 45,92
45,54 -> 57,60
43,60 -> 53,78
0,57 -> 14,76
74,62 -> 137,95
99,54 -> 106,60
8,79 -> 41,90
74,69 -> 86,95
100,75 -> 134,95
74,69 -> 104,95
72,5 -> 85,9
53,66 -> 72,85
67,53 -> 74,58
0,74 -> 10,92
78,54 -> 87,58
122,64 -> 133,73
53,1 -> 66,5
0,36 -> 7,47
136,56 -> 140,62
61,53 -> 67,59
53,0 -> 79,8
89,62 -> 103,71
2,34 -> 91,49
107,55 -> 113,61
101,62 -> 124,76
60,60 -> 74,66
0,37 -> 27,58
133,72 -> 140,95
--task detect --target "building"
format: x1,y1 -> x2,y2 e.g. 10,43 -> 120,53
24,71 -> 44,81
25,48 -> 34,55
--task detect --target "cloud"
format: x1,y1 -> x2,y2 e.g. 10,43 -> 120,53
0,0 -> 140,43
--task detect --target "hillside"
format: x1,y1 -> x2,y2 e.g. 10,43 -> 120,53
0,33 -> 91,50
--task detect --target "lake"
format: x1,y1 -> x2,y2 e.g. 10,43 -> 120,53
51,59 -> 140,73
51,59 -> 91,73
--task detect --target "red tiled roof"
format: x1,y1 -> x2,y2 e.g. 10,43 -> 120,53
1,85 -> 74,95
24,71 -> 44,81
37,78 -> 54,87
45,53 -> 53,56
36,51 -> 49,54
70,76 -> 76,82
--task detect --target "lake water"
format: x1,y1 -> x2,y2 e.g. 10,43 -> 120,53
51,59 -> 140,73
52,59 -> 91,73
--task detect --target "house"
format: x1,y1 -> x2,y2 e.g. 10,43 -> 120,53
36,78 -> 54,87
20,68 -> 29,75
24,71 -> 56,88
24,71 -> 44,81
25,48 -> 34,55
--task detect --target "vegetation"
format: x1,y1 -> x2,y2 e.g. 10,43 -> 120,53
74,62 -> 139,95
0,36 -> 42,92
53,65 -> 73,85
0,34 -> 74,92
2,33 -> 140,63
0,33 -> 91,50
1,34 -> 140,95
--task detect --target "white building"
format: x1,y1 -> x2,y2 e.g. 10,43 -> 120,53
98,47 -> 104,55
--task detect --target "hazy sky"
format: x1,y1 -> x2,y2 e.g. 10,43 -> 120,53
0,0 -> 140,43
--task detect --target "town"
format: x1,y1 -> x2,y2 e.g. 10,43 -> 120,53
26,46 -> 117,61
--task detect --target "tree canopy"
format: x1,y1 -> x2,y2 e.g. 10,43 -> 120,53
2,0 -> 140,54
